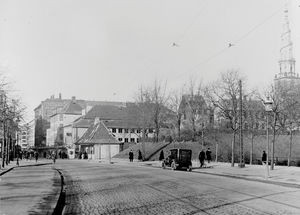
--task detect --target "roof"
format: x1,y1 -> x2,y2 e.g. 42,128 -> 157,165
75,121 -> 120,145
62,101 -> 83,115
73,117 -> 94,128
84,105 -> 127,120
83,103 -> 156,128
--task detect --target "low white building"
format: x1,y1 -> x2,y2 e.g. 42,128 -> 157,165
75,120 -> 121,160
75,104 -> 156,160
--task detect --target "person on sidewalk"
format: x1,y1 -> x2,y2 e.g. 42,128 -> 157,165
34,151 -> 39,163
199,149 -> 205,168
262,150 -> 267,165
206,148 -> 212,163
129,150 -> 134,162
138,150 -> 143,161
52,151 -> 56,164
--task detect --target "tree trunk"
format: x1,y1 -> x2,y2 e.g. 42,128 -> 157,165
288,130 -> 292,167
177,118 -> 181,141
250,132 -> 254,165
215,142 -> 218,163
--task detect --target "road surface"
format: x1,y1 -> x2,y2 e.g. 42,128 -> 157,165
56,160 -> 300,215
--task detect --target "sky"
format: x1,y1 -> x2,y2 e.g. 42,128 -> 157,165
0,0 -> 299,121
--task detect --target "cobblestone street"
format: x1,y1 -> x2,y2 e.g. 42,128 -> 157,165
57,160 -> 300,215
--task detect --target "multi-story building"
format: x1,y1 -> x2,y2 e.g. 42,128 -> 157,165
75,103 -> 156,160
46,99 -> 83,146
34,93 -> 123,147
18,120 -> 35,149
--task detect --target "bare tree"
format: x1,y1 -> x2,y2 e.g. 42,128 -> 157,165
135,79 -> 169,143
267,83 -> 300,167
168,88 -> 183,141
205,70 -> 245,167
183,78 -> 208,142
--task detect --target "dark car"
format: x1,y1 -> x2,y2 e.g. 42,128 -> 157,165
162,149 -> 192,171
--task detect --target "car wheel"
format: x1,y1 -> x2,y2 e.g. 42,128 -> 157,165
188,166 -> 192,172
162,162 -> 166,169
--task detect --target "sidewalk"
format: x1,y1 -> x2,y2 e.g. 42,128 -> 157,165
109,158 -> 300,188
0,159 -> 53,175
0,159 -> 60,215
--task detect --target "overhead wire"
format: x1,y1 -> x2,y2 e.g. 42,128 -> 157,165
170,3 -> 285,82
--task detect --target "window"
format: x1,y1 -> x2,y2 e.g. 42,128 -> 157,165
124,129 -> 129,133
118,138 -> 123,142
130,138 -> 135,142
112,128 -> 116,133
22,132 -> 26,135
136,129 -> 140,133
124,138 -> 128,142
130,128 -> 135,133
148,128 -> 153,133
136,138 -> 140,143
118,128 -> 123,133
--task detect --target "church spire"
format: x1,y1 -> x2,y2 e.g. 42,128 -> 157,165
276,2 -> 297,79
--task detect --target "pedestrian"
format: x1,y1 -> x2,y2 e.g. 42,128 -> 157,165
206,148 -> 212,163
34,151 -> 39,162
138,150 -> 143,161
129,150 -> 134,162
262,150 -> 267,165
199,149 -> 205,168
159,150 -> 164,161
52,151 -> 56,164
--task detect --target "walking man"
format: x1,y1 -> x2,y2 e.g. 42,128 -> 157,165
262,150 -> 267,165
206,148 -> 212,163
34,151 -> 39,163
199,149 -> 205,168
129,150 -> 134,162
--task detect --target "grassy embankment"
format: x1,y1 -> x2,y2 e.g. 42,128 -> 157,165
114,133 -> 300,165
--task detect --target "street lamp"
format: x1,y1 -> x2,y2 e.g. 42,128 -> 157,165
264,97 -> 273,179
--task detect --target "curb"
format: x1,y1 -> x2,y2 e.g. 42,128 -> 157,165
138,162 -> 300,189
0,167 -> 14,176
0,163 -> 52,176
52,168 -> 66,215
192,171 -> 300,189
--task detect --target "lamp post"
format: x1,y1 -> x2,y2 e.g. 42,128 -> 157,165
201,122 -> 205,149
16,118 -> 20,166
264,97 -> 273,179
238,80 -> 245,168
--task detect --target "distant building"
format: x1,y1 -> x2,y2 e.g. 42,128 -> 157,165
18,120 -> 35,149
179,94 -> 214,130
75,103 -> 156,160
46,98 -> 83,146
34,93 -> 123,147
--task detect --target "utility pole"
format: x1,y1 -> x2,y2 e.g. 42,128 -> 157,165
239,80 -> 245,168
201,122 -> 204,149
271,112 -> 276,170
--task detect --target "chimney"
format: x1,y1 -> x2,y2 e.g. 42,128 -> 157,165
71,96 -> 76,103
59,93 -> 62,99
